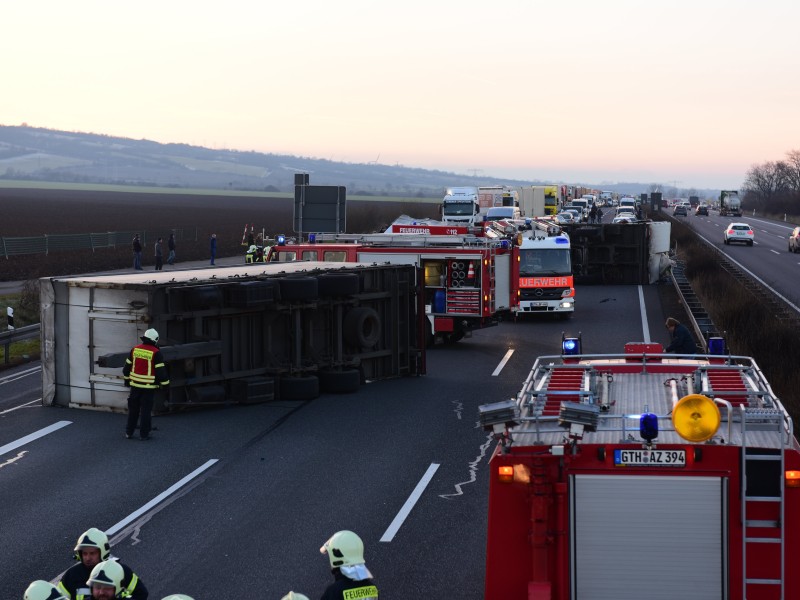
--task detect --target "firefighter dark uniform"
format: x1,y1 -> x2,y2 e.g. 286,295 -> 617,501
321,572 -> 379,600
58,560 -> 147,600
320,531 -> 378,600
122,328 -> 169,440
57,527 -> 148,600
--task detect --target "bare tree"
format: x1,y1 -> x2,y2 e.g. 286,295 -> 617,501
782,150 -> 800,194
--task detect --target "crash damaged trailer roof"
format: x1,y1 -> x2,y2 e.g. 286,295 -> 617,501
508,349 -> 796,450
41,261 -> 422,412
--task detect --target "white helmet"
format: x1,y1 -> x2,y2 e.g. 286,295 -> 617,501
87,560 -> 125,597
23,581 -> 68,600
142,328 -> 159,344
281,593 -> 310,600
161,596 -> 196,600
73,527 -> 111,561
320,530 -> 365,568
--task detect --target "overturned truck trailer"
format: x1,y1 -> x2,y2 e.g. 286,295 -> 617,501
40,261 -> 423,413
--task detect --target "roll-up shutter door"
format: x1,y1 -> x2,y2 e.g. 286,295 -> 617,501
571,474 -> 726,600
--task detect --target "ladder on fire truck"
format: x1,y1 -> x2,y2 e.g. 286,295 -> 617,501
701,364 -> 787,597
310,232 -> 510,249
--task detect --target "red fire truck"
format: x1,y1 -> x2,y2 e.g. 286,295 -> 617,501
480,338 -> 800,600
265,225 -> 518,345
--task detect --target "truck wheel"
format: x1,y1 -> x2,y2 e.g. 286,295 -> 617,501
317,273 -> 360,297
280,375 -> 319,400
443,331 -> 465,344
319,369 -> 361,393
278,276 -> 318,301
344,307 -> 381,347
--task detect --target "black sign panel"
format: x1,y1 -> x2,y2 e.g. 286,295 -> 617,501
293,185 -> 346,234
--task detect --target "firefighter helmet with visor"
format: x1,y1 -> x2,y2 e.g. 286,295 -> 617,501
320,530 -> 365,568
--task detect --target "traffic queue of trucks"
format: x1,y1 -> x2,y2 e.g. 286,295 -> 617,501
480,338 -> 800,599
265,217 -> 575,345
442,185 -> 568,226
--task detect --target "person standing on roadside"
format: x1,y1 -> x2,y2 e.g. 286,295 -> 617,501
122,328 -> 169,440
154,238 -> 163,271
167,232 -> 176,265
132,234 -> 143,270
209,233 -> 217,265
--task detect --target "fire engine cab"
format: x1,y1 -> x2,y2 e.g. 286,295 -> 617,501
265,225 -> 518,345
514,218 -> 574,318
480,337 -> 800,600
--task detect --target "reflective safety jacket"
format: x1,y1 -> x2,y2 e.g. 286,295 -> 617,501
123,342 -> 169,389
57,559 -> 149,599
321,572 -> 378,600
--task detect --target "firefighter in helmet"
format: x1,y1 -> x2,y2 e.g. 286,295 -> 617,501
57,527 -> 148,600
319,530 -> 378,599
161,596 -> 195,600
281,593 -> 309,600
24,580 -> 68,600
86,560 -> 127,599
122,328 -> 169,440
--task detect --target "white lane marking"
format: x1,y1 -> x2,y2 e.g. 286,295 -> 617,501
106,459 -> 219,536
0,366 -> 40,385
770,249 -> 779,255
638,286 -> 651,343
0,398 -> 41,415
439,432 -> 493,499
0,421 -> 71,458
380,463 -> 440,542
492,348 -> 515,376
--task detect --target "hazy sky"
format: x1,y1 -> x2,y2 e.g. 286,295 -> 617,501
3,1 -> 799,190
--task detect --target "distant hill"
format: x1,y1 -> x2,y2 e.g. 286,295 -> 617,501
0,125 -> 716,198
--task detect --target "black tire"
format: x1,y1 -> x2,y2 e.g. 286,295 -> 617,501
748,241 -> 753,246
559,311 -> 572,320
278,276 -> 318,301
318,369 -> 361,393
343,307 -> 382,347
280,375 -> 319,400
443,331 -> 465,344
317,273 -> 360,297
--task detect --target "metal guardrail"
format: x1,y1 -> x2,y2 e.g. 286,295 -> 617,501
0,228 -> 195,258
0,323 -> 40,364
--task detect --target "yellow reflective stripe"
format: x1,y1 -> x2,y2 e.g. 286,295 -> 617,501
56,581 -> 72,598
154,362 -> 166,368
125,572 -> 139,595
342,586 -> 378,599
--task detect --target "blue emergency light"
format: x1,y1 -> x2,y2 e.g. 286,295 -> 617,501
640,412 -> 659,442
561,333 -> 582,356
555,237 -> 568,244
276,235 -> 286,246
708,337 -> 727,355
500,240 -> 510,249
308,233 -> 316,243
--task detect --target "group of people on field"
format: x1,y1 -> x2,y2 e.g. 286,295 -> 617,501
23,528 -> 377,599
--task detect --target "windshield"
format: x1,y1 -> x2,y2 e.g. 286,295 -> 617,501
443,201 -> 476,216
519,249 -> 571,276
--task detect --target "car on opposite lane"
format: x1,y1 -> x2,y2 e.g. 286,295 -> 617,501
723,222 -> 754,246
789,226 -> 800,253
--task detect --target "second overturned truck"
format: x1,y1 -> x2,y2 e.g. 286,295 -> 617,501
481,339 -> 800,599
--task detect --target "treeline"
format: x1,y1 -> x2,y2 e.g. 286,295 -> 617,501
743,149 -> 800,215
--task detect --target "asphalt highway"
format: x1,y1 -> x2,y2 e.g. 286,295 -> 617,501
0,283 -> 671,599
